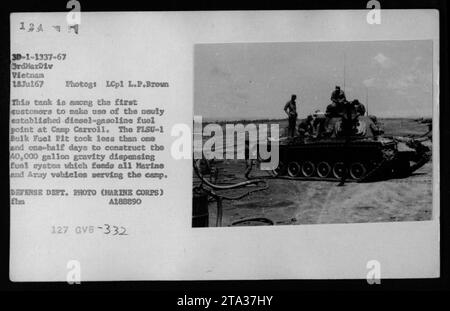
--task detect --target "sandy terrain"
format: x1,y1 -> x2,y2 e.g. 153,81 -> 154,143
193,118 -> 433,226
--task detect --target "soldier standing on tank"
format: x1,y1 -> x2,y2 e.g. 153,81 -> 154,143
328,86 -> 347,116
284,94 -> 298,137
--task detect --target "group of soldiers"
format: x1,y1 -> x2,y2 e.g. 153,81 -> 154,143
284,86 -> 377,138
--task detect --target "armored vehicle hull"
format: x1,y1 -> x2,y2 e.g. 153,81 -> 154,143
270,135 -> 430,182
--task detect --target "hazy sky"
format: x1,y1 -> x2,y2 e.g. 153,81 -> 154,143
194,40 -> 433,120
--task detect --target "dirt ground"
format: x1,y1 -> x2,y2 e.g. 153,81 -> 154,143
194,118 -> 433,227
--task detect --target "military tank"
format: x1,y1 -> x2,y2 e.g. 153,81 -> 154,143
268,102 -> 431,182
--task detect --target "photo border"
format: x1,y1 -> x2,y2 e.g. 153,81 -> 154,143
1,0 -> 448,293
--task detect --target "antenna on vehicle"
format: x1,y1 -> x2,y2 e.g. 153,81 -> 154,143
343,53 -> 346,92
366,87 -> 369,116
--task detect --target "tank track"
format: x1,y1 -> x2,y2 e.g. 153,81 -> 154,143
269,151 -> 430,183
269,161 -> 383,183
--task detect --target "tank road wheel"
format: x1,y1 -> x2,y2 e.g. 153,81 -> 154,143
287,162 -> 301,177
332,162 -> 346,179
301,161 -> 316,177
270,161 -> 285,177
349,162 -> 367,180
317,161 -> 331,178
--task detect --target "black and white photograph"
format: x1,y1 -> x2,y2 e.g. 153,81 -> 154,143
4,2 -> 445,290
193,40 -> 433,227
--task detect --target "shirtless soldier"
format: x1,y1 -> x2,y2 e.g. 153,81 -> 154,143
284,94 -> 298,137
